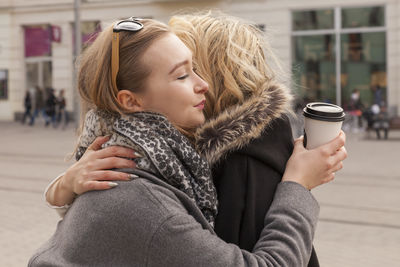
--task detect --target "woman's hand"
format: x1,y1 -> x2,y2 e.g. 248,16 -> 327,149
46,136 -> 140,207
282,131 -> 347,190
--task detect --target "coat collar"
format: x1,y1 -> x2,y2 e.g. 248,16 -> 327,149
195,81 -> 292,166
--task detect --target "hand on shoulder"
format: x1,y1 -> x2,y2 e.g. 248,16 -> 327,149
62,136 -> 140,195
46,136 -> 141,208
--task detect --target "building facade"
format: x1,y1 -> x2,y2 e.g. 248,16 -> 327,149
0,0 -> 399,121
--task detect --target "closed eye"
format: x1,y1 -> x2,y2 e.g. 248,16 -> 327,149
177,74 -> 189,80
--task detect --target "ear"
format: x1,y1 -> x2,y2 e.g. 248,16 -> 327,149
117,90 -> 144,112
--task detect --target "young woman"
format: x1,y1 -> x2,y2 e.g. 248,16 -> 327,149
169,12 -> 322,266
31,17 -> 346,266
22,90 -> 32,124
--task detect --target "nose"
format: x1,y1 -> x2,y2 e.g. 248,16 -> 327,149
194,75 -> 209,95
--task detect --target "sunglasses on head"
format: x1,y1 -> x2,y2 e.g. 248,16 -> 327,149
111,17 -> 144,91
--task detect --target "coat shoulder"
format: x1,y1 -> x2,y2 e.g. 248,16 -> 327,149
29,178 -> 194,267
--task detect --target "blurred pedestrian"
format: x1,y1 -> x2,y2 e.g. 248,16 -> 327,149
44,87 -> 57,127
29,86 -> 45,126
56,89 -> 69,129
371,85 -> 383,106
362,105 -> 375,131
348,89 -> 364,131
22,90 -> 32,124
372,103 -> 389,139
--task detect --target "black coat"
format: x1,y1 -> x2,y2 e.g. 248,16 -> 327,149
196,84 -> 319,266
212,116 -> 293,249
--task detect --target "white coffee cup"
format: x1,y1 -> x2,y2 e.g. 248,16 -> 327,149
303,102 -> 345,150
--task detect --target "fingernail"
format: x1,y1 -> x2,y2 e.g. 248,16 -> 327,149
109,182 -> 118,188
129,174 -> 139,180
134,152 -> 143,158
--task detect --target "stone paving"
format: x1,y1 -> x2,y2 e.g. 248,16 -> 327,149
311,131 -> 400,267
1,121 -> 74,267
1,121 -> 400,266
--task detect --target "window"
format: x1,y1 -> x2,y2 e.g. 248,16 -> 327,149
341,32 -> 386,106
72,21 -> 102,52
81,21 -> 102,49
293,34 -> 336,103
342,6 -> 384,28
0,70 -> 8,99
292,6 -> 386,108
25,61 -> 53,91
292,9 -> 334,31
24,24 -> 53,93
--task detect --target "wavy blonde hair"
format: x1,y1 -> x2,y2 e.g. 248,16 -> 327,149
169,11 -> 292,119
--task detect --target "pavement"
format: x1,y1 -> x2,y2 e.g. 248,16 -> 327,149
1,120 -> 400,267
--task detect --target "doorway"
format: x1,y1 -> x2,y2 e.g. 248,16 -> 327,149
25,58 -> 52,90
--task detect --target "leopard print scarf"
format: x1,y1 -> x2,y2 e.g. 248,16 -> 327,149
77,109 -> 218,227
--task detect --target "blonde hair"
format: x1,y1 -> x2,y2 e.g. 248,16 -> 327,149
169,11 -> 292,119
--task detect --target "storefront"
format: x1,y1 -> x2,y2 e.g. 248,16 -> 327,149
0,0 -> 398,121
292,6 -> 387,110
24,25 -> 53,92
23,21 -> 100,113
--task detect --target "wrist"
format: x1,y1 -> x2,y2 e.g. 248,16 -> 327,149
45,173 -> 76,207
58,173 -> 75,195
282,174 -> 311,191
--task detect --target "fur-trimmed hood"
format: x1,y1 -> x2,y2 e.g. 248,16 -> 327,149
195,81 -> 292,166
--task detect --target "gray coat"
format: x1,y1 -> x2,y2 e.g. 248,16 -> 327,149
29,170 -> 319,267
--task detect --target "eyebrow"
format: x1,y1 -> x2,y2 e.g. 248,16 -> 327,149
169,60 -> 189,75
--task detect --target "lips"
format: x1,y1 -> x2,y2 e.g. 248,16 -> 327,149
194,100 -> 206,109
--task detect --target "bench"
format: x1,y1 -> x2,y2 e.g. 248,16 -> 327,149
365,116 -> 400,139
389,117 -> 400,130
